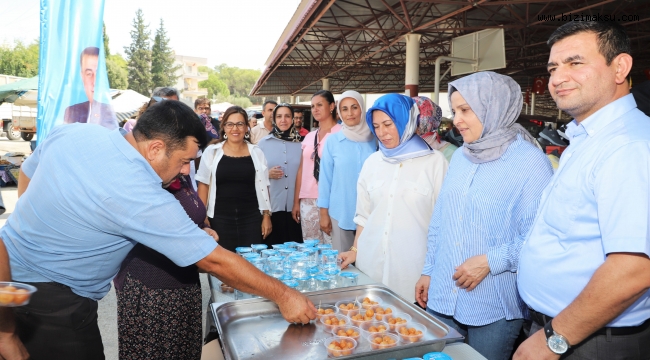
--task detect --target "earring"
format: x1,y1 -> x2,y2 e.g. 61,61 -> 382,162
245,133 -> 250,139
223,134 -> 228,140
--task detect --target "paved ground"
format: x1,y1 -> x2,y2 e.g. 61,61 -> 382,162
0,136 -> 213,360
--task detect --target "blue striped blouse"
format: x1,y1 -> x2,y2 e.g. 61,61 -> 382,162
422,135 -> 553,326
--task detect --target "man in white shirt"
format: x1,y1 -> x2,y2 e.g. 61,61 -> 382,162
250,100 -> 277,144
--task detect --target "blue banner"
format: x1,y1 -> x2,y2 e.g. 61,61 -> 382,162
37,0 -> 117,144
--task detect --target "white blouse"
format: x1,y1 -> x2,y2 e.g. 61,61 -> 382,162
354,151 -> 448,302
196,142 -> 271,218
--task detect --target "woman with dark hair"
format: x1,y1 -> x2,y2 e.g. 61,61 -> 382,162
318,90 -> 376,252
115,99 -> 217,359
258,104 -> 303,244
197,106 -> 272,251
292,90 -> 341,244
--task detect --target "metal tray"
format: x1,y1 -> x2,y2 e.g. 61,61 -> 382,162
211,284 -> 464,359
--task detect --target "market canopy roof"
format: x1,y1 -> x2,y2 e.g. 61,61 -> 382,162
0,76 -> 39,106
251,0 -> 650,115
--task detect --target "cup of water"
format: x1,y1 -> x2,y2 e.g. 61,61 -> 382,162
236,247 -> 254,256
251,244 -> 268,253
339,272 -> 359,288
266,256 -> 284,278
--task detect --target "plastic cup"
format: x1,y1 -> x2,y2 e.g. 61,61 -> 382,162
356,295 -> 383,309
339,272 -> 359,288
304,239 -> 320,247
367,333 -> 399,350
372,305 -> 395,321
386,312 -> 412,331
315,304 -> 339,320
320,314 -> 349,332
359,320 -> 390,338
235,247 -> 253,255
396,322 -> 427,343
331,325 -> 362,342
284,241 -> 300,249
347,307 -> 379,327
261,249 -> 279,258
334,300 -> 359,316
323,336 -> 357,358
251,244 -> 268,253
0,282 -> 37,307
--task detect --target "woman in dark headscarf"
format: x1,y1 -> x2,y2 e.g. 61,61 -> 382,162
258,103 -> 304,244
415,71 -> 553,360
412,96 -> 457,163
339,93 -> 448,301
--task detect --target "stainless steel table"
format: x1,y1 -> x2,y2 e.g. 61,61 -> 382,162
205,266 -> 486,360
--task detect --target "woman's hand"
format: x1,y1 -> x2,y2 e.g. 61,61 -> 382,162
269,166 -> 284,180
291,202 -> 301,223
262,214 -> 273,239
202,227 -> 219,242
338,251 -> 357,269
453,254 -> 490,291
414,275 -> 431,308
319,208 -> 332,235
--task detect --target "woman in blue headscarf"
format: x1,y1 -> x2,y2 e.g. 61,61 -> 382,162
339,93 -> 448,301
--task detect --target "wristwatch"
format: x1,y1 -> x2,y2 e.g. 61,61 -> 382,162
544,320 -> 570,355
262,210 -> 272,217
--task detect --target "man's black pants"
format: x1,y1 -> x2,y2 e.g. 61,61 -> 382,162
13,282 -> 105,360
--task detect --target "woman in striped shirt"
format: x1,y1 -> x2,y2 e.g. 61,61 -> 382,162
415,72 -> 554,360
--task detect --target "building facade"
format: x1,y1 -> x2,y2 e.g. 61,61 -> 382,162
174,55 -> 209,106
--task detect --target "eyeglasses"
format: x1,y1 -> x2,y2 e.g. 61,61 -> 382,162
224,122 -> 246,129
197,106 -> 211,111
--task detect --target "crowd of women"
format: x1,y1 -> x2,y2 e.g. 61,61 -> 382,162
115,70 -> 554,360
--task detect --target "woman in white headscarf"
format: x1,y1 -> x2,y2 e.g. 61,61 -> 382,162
414,71 -> 553,360
339,93 -> 447,301
317,91 -> 376,252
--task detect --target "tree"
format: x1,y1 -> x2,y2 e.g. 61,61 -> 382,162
0,40 -> 40,78
200,73 -> 229,99
103,23 -> 110,57
124,9 -> 152,95
150,19 -> 180,91
107,54 -> 128,89
103,23 -> 128,89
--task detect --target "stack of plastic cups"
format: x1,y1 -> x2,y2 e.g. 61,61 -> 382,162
235,247 -> 254,256
321,249 -> 341,288
307,267 -> 320,292
251,244 -> 268,253
266,256 -> 284,279
315,244 -> 332,257
289,254 -> 309,290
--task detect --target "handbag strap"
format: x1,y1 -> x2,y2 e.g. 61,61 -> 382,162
313,130 -> 320,182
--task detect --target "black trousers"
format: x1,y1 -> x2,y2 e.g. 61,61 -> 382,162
266,210 -> 303,246
13,282 -> 104,360
210,206 -> 262,252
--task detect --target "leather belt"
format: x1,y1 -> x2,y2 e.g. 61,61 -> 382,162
528,307 -> 650,336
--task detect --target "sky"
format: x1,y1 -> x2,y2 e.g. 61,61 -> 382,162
0,0 -> 302,71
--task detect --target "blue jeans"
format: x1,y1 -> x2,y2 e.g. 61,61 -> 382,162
427,308 -> 523,360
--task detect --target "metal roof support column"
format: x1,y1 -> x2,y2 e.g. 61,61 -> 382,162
405,33 -> 422,97
322,78 -> 330,91
290,95 -> 295,103
433,56 -> 477,105
531,92 -> 536,115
